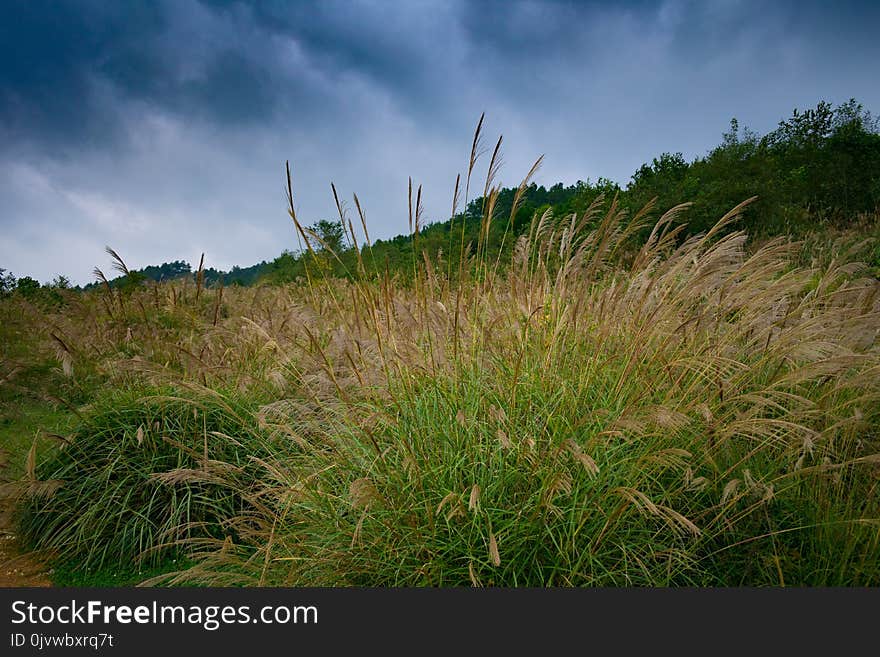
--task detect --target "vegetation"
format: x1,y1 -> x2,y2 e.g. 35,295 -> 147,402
261,99 -> 880,284
13,99 -> 874,294
1,101 -> 879,587
78,258 -> 269,292
16,385 -> 280,570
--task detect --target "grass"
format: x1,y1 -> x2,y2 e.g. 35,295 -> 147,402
13,384 -> 282,571
0,399 -> 75,482
188,222 -> 880,586
49,555 -> 197,587
2,123 -> 879,586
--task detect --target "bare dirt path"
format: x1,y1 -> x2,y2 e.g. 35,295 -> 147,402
0,449 -> 52,587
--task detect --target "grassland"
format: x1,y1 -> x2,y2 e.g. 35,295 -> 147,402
2,140 -> 880,587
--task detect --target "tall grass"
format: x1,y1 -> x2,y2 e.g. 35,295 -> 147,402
14,385 -> 280,569
10,120 -> 880,585
173,192 -> 880,586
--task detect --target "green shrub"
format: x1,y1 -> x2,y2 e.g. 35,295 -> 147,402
16,385 -> 278,569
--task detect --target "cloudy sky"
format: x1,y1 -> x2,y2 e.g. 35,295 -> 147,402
2,0 -> 878,284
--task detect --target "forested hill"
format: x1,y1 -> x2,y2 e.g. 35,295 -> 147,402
262,98 -> 880,284
79,259 -> 269,292
3,98 -> 878,296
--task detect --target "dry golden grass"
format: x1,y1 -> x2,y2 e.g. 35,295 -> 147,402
6,121 -> 880,585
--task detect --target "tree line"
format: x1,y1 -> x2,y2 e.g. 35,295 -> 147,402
262,98 -> 879,284
4,98 -> 878,295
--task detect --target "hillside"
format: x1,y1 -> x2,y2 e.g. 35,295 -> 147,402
4,99 -> 878,297
1,98 -> 880,588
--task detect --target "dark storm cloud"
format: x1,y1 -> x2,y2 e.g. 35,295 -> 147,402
0,0 -> 461,154
1,0 -> 879,284
0,0 -> 294,154
214,1 -> 458,94
3,0 -> 879,147
1,2 -> 159,152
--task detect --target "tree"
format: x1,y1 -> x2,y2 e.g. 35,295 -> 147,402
831,98 -> 879,134
307,219 -> 346,253
15,276 -> 41,297
763,101 -> 835,151
0,268 -> 15,295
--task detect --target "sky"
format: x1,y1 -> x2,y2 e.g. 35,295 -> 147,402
1,0 -> 879,285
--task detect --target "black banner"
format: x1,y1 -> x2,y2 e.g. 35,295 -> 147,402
1,587 -> 876,654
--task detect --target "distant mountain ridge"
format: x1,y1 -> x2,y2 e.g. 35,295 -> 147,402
6,99 -> 879,294
81,258 -> 270,291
